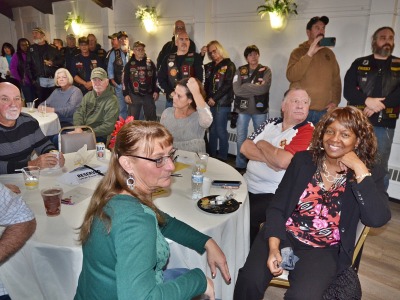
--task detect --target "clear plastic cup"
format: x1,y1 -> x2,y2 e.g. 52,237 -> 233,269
22,166 -> 40,190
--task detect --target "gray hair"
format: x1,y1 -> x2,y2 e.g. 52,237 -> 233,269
54,68 -> 74,86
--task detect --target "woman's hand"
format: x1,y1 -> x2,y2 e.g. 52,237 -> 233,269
186,77 -> 201,95
204,277 -> 215,300
267,248 -> 283,276
338,151 -> 369,177
267,237 -> 282,276
204,239 -> 231,283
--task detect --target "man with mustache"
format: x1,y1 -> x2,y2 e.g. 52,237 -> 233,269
286,16 -> 341,125
158,31 -> 203,108
344,26 -> 399,190
0,82 -> 65,174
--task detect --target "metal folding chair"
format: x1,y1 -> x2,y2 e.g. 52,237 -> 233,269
58,125 -> 96,154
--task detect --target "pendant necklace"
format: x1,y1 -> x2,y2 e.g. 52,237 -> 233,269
322,160 -> 345,183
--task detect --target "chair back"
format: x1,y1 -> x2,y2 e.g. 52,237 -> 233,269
58,126 -> 96,153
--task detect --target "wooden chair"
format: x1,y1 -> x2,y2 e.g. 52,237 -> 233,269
269,221 -> 370,288
58,125 -> 96,153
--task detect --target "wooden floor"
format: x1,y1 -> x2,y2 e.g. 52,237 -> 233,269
263,200 -> 400,300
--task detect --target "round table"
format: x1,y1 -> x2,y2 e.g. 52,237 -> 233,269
0,150 -> 249,300
21,107 -> 61,136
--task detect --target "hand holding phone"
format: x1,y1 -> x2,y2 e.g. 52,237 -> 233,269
319,37 -> 336,47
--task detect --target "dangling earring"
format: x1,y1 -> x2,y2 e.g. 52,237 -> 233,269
126,174 -> 135,190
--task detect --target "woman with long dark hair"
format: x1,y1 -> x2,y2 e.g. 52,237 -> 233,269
10,38 -> 36,102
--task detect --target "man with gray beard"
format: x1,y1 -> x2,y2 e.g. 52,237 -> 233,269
25,27 -> 64,104
344,26 -> 400,190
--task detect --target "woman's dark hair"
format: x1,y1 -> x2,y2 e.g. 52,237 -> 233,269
1,42 -> 15,56
244,45 -> 260,58
176,78 -> 206,110
16,38 -> 30,78
310,106 -> 377,170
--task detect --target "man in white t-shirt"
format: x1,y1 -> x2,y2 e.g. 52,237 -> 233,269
241,88 -> 314,245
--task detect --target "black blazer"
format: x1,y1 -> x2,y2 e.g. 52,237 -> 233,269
264,151 -> 391,271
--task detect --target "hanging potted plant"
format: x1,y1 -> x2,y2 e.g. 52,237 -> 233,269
135,5 -> 159,33
257,0 -> 298,30
64,12 -> 83,34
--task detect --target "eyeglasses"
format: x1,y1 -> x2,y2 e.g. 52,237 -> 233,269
0,96 -> 22,104
130,149 -> 177,168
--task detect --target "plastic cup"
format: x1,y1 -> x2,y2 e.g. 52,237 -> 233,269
26,102 -> 35,112
22,166 -> 40,190
41,187 -> 63,216
196,153 -> 209,173
202,177 -> 212,196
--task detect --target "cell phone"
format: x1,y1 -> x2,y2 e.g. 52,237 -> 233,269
319,37 -> 336,47
212,180 -> 242,188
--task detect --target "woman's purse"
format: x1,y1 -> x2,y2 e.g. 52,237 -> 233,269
323,266 -> 361,300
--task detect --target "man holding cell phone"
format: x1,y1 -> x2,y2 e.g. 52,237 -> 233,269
286,16 -> 341,125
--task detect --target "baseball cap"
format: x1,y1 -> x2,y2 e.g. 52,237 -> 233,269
306,16 -> 329,30
32,27 -> 45,35
108,33 -> 118,39
78,37 -> 89,45
90,68 -> 108,80
117,31 -> 128,39
133,41 -> 146,48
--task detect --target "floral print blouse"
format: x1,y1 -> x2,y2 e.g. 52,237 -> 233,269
286,170 -> 346,247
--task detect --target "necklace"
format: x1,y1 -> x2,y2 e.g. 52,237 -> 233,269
322,161 -> 345,183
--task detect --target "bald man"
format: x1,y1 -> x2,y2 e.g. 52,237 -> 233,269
156,20 -> 198,69
0,82 -> 65,174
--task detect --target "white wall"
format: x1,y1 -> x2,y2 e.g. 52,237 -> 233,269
2,0 -> 400,168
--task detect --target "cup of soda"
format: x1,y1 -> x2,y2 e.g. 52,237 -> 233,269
41,187 -> 63,216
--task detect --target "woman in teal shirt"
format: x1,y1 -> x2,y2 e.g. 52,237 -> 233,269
75,120 -> 230,300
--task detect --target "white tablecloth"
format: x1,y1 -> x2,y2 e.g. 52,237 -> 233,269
0,150 -> 249,300
22,107 -> 61,136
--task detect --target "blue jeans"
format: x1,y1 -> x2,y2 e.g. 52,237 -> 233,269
165,98 -> 173,109
209,106 -> 231,160
236,113 -> 268,168
163,268 -> 189,282
306,109 -> 327,125
115,84 -> 127,119
374,126 -> 394,190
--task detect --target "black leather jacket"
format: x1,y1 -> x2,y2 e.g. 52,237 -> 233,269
25,42 -> 64,82
344,54 -> 400,127
204,58 -> 236,107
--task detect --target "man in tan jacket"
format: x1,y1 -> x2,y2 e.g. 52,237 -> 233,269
286,16 -> 341,125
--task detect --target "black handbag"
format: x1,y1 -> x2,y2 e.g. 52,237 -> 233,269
323,266 -> 362,300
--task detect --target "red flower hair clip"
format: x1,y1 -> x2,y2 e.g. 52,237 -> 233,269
108,116 -> 135,149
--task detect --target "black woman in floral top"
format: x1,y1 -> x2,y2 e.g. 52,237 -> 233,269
234,106 -> 391,300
